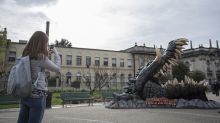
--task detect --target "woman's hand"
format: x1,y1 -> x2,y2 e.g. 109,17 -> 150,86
48,47 -> 58,55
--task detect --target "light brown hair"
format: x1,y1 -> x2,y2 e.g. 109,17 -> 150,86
22,31 -> 49,60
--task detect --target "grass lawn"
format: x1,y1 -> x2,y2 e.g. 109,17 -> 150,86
0,103 -> 19,109
52,92 -> 62,105
0,90 -> 105,109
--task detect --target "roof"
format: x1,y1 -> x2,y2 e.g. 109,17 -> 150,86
122,45 -> 157,55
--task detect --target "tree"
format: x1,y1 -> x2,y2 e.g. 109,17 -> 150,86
189,70 -> 206,82
172,61 -> 189,82
54,38 -> 72,47
80,66 -> 119,94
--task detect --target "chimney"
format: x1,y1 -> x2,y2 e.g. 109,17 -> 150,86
209,39 -> 212,48
46,21 -> 50,37
217,40 -> 219,49
135,42 -> 137,46
160,45 -> 162,49
190,40 -> 193,49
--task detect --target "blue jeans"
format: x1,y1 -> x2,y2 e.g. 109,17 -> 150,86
17,96 -> 46,123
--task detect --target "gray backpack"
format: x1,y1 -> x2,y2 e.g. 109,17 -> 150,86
7,56 -> 32,98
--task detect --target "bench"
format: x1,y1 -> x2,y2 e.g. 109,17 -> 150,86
60,92 -> 93,107
0,95 -> 19,105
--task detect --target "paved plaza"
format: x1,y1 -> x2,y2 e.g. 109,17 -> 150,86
0,93 -> 219,123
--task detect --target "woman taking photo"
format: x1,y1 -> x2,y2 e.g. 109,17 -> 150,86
17,31 -> 61,123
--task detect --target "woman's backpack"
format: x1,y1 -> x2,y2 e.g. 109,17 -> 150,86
7,56 -> 32,98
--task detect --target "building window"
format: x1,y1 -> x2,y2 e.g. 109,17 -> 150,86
59,54 -> 62,65
112,73 -> 117,82
206,60 -> 211,72
104,58 -> 108,66
86,56 -> 91,67
139,56 -> 144,68
76,56 -> 82,66
95,57 -> 100,66
66,72 -> 72,85
8,51 -> 16,62
112,58 -> 117,67
120,58 -> 124,67
66,55 -> 72,65
76,72 -> 81,81
128,74 -> 132,80
120,74 -> 125,82
128,59 -> 132,68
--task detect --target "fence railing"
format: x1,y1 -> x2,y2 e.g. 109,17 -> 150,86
48,81 -> 127,91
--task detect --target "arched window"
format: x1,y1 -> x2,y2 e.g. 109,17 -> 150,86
128,74 -> 132,80
206,60 -> 211,72
76,72 -> 81,81
120,73 -> 125,82
66,72 -> 72,84
112,73 -> 117,83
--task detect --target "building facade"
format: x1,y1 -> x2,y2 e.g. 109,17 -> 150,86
1,29 -> 158,90
182,40 -> 220,83
2,25 -> 220,90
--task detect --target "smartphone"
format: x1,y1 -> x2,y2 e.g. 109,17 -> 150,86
49,45 -> 54,49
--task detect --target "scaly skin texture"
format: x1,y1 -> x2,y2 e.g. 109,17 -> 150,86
113,38 -> 188,100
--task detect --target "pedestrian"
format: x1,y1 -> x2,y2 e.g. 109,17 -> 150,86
213,80 -> 219,96
17,31 -> 61,123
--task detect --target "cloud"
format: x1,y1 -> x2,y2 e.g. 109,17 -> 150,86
98,0 -> 220,49
15,0 -> 57,7
0,0 -> 56,41
1,0 -> 220,50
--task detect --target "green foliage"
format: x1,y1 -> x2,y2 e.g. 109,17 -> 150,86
55,38 -> 72,47
172,61 -> 189,81
189,70 -> 206,82
52,92 -> 62,105
0,104 -> 19,109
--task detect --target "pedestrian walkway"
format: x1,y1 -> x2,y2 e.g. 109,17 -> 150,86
52,102 -> 103,108
1,103 -> 220,123
1,92 -> 220,123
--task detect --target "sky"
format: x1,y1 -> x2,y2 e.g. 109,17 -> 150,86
0,0 -> 220,50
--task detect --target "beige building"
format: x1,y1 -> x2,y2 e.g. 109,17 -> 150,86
3,23 -> 219,90
182,40 -> 220,83
0,28 -> 159,90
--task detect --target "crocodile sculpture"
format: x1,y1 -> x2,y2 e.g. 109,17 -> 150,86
112,38 -> 189,101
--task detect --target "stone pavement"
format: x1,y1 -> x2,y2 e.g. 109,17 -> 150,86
0,92 -> 219,123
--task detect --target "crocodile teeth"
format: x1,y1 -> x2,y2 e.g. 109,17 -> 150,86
155,48 -> 161,62
163,65 -> 167,71
163,72 -> 167,76
168,59 -> 176,65
174,53 -> 179,59
165,63 -> 169,68
175,41 -> 185,46
175,49 -> 182,55
160,69 -> 165,75
171,58 -> 178,65
171,58 -> 177,62
176,46 -> 185,50
154,73 -> 159,78
176,38 -> 189,43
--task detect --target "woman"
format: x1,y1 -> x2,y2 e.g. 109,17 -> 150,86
17,31 -> 61,123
